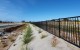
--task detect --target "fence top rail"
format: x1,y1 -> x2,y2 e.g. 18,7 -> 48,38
31,16 -> 80,23
59,16 -> 80,19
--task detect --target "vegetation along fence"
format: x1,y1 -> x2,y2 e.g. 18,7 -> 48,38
32,16 -> 80,48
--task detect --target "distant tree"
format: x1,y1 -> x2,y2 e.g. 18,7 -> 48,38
0,21 -> 2,23
22,20 -> 25,23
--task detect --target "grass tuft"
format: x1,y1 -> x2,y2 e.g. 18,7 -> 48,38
51,36 -> 58,47
38,29 -> 42,33
41,35 -> 47,39
23,25 -> 33,45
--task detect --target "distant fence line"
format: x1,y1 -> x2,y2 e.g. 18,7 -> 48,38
32,16 -> 80,48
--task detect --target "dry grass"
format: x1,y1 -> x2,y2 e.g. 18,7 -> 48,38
38,29 -> 42,33
41,34 -> 47,39
0,39 -> 8,47
0,24 -> 27,50
51,36 -> 59,47
8,34 -> 15,42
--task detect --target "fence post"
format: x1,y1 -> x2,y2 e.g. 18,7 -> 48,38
46,21 -> 47,31
77,17 -> 80,47
59,18 -> 61,37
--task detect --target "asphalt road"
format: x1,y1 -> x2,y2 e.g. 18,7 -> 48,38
0,23 -> 23,31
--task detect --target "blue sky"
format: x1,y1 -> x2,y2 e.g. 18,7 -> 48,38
0,0 -> 80,22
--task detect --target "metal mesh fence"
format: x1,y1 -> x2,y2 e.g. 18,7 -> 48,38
32,16 -> 80,48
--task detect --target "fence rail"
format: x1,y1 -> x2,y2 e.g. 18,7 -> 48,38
32,16 -> 80,48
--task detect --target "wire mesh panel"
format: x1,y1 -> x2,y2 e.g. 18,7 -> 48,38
59,17 -> 80,47
53,19 -> 60,37
48,21 -> 52,33
77,17 -> 80,47
41,21 -> 46,30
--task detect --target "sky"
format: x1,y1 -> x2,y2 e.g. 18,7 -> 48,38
0,0 -> 80,22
